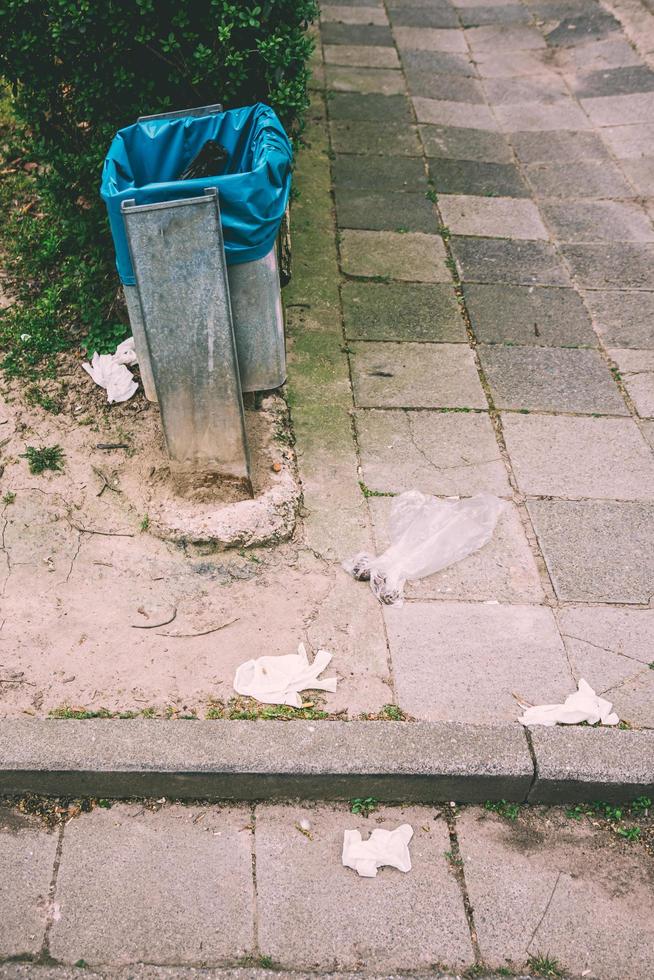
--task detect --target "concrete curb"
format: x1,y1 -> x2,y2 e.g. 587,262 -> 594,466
0,719 -> 652,803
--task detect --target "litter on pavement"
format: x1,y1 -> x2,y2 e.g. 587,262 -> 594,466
343,491 -> 505,604
517,678 -> 620,727
82,336 -> 138,403
342,824 -> 413,878
233,642 -> 337,707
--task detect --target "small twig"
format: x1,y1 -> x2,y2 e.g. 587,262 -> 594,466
92,465 -> 121,497
131,607 -> 177,630
96,443 -> 129,450
156,617 -> 239,638
69,521 -> 134,537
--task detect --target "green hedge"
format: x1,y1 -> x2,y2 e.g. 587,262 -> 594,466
0,0 -> 317,378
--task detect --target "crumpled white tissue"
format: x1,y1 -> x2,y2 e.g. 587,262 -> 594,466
82,337 -> 138,403
342,824 -> 413,878
343,491 -> 505,604
233,642 -> 337,708
518,678 -> 620,727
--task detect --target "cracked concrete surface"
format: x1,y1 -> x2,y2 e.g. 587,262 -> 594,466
1,799 -> 652,979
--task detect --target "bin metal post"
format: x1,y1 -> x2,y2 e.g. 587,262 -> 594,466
121,190 -> 252,496
227,246 -> 286,392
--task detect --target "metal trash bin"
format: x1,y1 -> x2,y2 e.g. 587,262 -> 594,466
100,103 -> 292,489
101,102 -> 292,401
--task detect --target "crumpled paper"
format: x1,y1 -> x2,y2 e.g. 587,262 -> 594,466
233,642 -> 337,708
342,824 -> 413,878
82,336 -> 139,403
518,678 -> 620,727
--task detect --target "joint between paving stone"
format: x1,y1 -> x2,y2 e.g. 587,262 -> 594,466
39,821 -> 66,966
444,805 -> 482,967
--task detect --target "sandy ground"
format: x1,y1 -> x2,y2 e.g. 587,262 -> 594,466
0,364 -> 387,718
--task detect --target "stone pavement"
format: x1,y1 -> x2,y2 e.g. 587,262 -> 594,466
301,0 -> 654,727
1,799 -> 653,978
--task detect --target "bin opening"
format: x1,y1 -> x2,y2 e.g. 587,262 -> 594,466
101,102 -> 292,285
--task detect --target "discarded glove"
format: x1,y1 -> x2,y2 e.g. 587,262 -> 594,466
82,337 -> 138,404
518,678 -> 620,727
344,491 -> 505,605
342,824 -> 413,878
233,642 -> 337,708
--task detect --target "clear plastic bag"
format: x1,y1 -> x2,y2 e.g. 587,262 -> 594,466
344,491 -> 505,605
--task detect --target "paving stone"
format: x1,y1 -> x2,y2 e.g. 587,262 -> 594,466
385,602 -> 572,723
451,238 -> 571,286
457,809 -> 654,979
641,420 -> 654,450
558,606 -> 654,713
389,5 -> 460,27
321,4 -> 389,25
413,96 -> 500,130
561,243 -> 654,289
421,124 -> 514,163
332,154 -> 428,191
572,65 -> 654,99
600,122 -> 654,159
356,408 -> 509,495
474,48 -> 559,76
541,200 -> 654,243
370,496 -> 543,602
511,129 -> 613,165
603,670 -> 654,729
581,91 -> 654,126
556,36 -> 643,73
458,4 -> 532,27
49,804 -> 254,965
321,23 -> 394,45
438,194 -> 548,239
0,810 -> 57,957
340,229 -> 450,281
394,27 -> 469,53
342,281 -> 467,341
478,345 -> 627,413
527,498 -> 654,602
429,159 -> 529,196
526,160 -> 634,199
329,92 -> 412,122
502,414 -> 654,500
618,157 -> 654,196
466,25 -> 547,52
325,65 -> 406,95
484,75 -> 569,105
330,120 -> 422,156
255,803 -> 473,971
545,11 -> 622,48
400,49 -> 477,77
463,283 -> 596,346
583,290 -> 654,348
495,100 -> 592,132
335,188 -> 439,232
608,348 -> 654,419
405,70 -> 486,102
324,44 -> 401,68
350,342 -> 487,408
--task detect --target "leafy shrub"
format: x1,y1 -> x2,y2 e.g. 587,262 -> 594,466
0,1 -> 317,374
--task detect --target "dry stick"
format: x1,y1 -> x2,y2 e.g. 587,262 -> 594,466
69,521 -> 134,538
92,465 -> 121,497
131,607 -> 177,630
156,617 -> 239,638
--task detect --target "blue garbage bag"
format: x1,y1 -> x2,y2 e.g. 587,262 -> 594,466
101,103 -> 292,285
